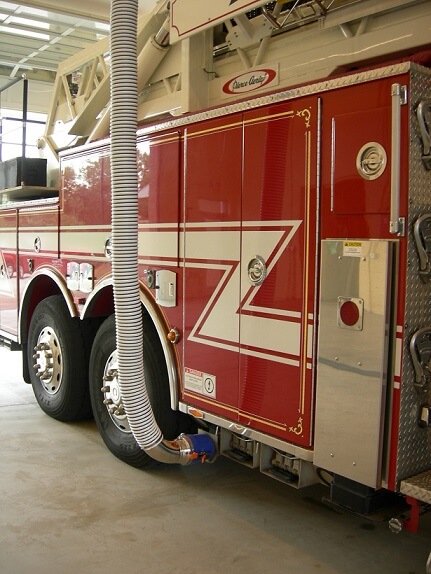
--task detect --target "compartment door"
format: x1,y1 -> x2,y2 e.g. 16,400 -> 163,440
238,98 -> 319,446
314,239 -> 393,488
182,115 -> 243,420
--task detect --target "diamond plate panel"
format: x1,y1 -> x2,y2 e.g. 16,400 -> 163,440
400,470 -> 431,504
396,66 -> 431,484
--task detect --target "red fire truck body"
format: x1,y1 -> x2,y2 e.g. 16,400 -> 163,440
1,35 -> 431,527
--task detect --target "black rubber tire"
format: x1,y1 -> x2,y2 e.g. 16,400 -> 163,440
27,295 -> 92,421
89,314 -> 195,468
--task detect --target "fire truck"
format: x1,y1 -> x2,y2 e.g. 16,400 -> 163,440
1,0 -> 431,546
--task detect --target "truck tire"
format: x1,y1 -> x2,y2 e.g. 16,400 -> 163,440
89,314 -> 195,468
27,295 -> 92,421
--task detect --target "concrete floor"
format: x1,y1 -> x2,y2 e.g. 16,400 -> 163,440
1,347 -> 431,574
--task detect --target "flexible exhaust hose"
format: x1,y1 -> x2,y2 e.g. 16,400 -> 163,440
110,0 -> 215,465
110,0 -> 162,450
89,11 -> 171,143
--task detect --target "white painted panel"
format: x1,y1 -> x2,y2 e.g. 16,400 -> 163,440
170,0 -> 267,42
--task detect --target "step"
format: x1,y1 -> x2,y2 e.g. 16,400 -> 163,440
400,470 -> 431,503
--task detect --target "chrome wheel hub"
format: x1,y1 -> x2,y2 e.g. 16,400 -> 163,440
33,327 -> 63,394
100,350 -> 130,432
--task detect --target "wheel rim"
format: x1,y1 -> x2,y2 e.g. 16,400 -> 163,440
32,326 -> 63,394
100,350 -> 131,433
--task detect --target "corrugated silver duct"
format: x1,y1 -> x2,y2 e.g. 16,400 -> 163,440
110,0 -> 216,465
110,0 -> 162,451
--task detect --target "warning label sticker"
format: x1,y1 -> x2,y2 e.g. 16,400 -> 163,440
184,367 -> 216,398
343,241 -> 363,257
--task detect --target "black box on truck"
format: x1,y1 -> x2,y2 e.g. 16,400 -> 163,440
0,157 -> 46,190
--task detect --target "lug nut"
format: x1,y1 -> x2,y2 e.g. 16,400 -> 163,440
103,398 -> 113,405
101,385 -> 111,393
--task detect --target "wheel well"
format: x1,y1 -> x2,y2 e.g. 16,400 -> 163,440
20,275 -> 62,344
82,284 -> 115,320
83,283 -> 172,345
83,283 -> 180,410
22,279 -> 179,408
20,277 -> 63,384
20,276 -> 104,385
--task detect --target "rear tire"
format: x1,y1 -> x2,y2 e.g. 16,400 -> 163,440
27,295 -> 92,421
89,314 -> 195,468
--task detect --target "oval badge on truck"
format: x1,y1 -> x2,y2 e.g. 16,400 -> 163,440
222,67 -> 278,96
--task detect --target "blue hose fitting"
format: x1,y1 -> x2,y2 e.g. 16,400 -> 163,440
180,433 -> 217,464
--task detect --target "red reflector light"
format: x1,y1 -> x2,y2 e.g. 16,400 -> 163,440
339,300 -> 360,327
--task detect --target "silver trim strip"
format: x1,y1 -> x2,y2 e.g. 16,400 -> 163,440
0,197 -> 59,211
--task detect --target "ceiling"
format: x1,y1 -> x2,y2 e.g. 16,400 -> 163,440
0,1 -> 155,81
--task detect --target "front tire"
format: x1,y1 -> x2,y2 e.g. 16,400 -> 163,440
89,314 -> 194,468
27,295 -> 92,421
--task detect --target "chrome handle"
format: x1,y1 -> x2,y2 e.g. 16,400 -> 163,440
389,83 -> 406,236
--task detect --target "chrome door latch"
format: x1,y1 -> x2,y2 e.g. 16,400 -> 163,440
247,255 -> 267,286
